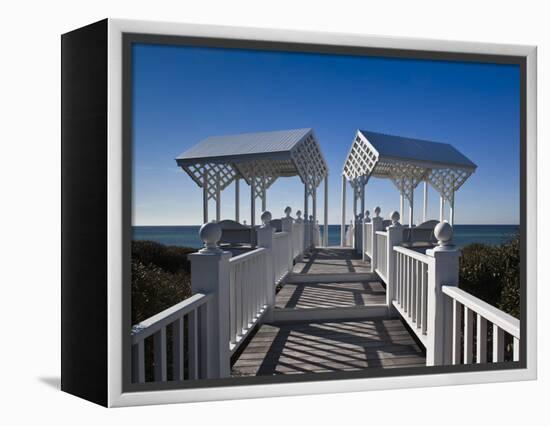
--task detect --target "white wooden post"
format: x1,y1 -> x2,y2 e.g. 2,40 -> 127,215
340,175 -> 346,246
439,194 -> 445,222
370,207 -> 383,273
386,211 -> 403,312
235,177 -> 240,222
304,184 -> 310,251
362,210 -> 371,262
449,191 -> 455,226
409,187 -> 414,227
250,172 -> 256,227
423,179 -> 428,223
215,171 -> 221,222
425,222 -> 460,366
257,211 -> 275,322
399,192 -> 404,221
202,171 -> 208,223
188,223 -> 231,378
323,176 -> 329,246
282,206 -> 294,267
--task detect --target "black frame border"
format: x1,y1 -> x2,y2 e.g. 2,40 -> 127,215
121,32 -> 527,394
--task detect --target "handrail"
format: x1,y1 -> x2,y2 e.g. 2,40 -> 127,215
132,293 -> 212,343
376,230 -> 388,236
229,247 -> 267,265
273,231 -> 289,239
442,285 -> 520,338
394,245 -> 431,263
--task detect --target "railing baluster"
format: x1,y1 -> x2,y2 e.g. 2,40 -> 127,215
493,324 -> 505,363
513,337 -> 520,361
132,340 -> 145,383
476,314 -> 487,363
463,307 -> 474,364
452,299 -> 462,364
229,266 -> 236,346
421,262 -> 428,335
411,259 -> 417,323
415,259 -> 422,329
173,317 -> 185,381
153,327 -> 167,381
188,310 -> 199,380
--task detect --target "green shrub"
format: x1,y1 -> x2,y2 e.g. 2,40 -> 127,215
459,234 -> 520,319
131,240 -> 196,324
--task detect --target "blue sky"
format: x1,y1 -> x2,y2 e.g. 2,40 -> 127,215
132,43 -> 520,226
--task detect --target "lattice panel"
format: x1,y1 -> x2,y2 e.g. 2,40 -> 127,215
235,160 -> 279,200
291,133 -> 328,196
428,168 -> 473,203
387,162 -> 428,203
181,162 -> 238,201
343,134 -> 378,183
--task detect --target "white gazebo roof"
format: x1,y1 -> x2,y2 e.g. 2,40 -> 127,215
176,128 -> 328,204
343,130 -> 477,203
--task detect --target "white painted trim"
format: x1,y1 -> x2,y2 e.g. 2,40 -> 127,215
106,18 -> 537,407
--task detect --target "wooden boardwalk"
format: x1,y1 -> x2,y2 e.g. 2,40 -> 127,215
232,319 -> 425,376
275,281 -> 386,309
292,247 -> 372,275
232,247 -> 425,376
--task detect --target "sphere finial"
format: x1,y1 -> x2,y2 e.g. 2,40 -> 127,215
390,210 -> 400,225
284,206 -> 292,218
434,221 -> 453,247
198,222 -> 222,254
309,215 -> 314,222
261,210 -> 272,227
374,206 -> 381,218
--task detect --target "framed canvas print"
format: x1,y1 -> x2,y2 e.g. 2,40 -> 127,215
61,18 -> 537,407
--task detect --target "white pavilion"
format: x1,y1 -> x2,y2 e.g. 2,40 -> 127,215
341,130 -> 477,246
175,128 -> 329,245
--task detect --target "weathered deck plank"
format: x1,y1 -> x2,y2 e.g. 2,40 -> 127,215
232,319 -> 426,376
293,248 -> 371,275
276,280 -> 386,309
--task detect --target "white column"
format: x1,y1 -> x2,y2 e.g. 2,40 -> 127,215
250,174 -> 255,227
235,177 -> 240,222
386,212 -> 403,313
353,186 -> 358,220
261,180 -> 267,212
257,214 -> 275,322
340,175 -> 346,246
425,223 -> 460,366
423,179 -> 428,223
312,187 -> 317,223
360,182 -> 366,219
449,192 -> 455,226
399,192 -> 404,220
439,195 -> 445,222
202,171 -> 208,223
409,188 -> 414,227
370,210 -> 383,273
189,223 -> 231,378
215,172 -> 221,222
324,176 -> 329,246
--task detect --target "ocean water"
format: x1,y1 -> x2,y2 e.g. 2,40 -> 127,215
133,224 -> 518,249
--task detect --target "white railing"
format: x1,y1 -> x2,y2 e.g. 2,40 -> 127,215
393,246 -> 430,345
375,231 -> 388,282
273,232 -> 293,284
364,222 -> 373,258
131,293 -> 213,383
292,222 -> 304,259
442,286 -> 520,364
228,248 -> 270,352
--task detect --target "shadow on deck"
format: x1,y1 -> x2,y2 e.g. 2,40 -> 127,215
293,247 -> 371,275
232,247 -> 425,376
232,319 -> 425,376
